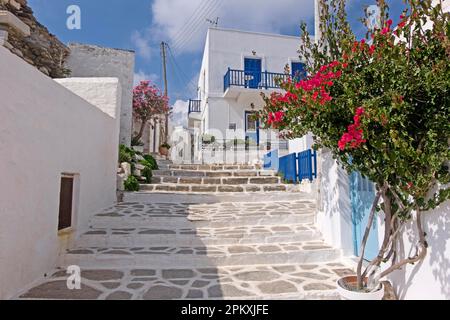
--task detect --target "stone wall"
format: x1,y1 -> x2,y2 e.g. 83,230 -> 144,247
0,0 -> 70,77
66,43 -> 135,146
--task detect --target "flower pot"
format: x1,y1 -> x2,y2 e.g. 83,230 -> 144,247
159,146 -> 169,156
336,276 -> 384,300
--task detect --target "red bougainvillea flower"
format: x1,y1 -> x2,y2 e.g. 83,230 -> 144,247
338,107 -> 367,151
369,45 -> 376,55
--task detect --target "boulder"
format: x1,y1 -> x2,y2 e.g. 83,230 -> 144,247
120,162 -> 131,177
135,163 -> 145,170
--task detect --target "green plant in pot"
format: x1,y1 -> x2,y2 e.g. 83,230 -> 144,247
258,0 -> 449,299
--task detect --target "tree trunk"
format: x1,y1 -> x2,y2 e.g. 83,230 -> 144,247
133,117 -> 148,143
356,188 -> 382,289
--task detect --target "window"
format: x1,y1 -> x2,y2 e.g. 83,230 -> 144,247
291,62 -> 307,81
246,112 -> 257,132
58,175 -> 74,231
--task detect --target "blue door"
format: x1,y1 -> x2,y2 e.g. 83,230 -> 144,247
350,171 -> 379,260
244,58 -> 262,89
291,62 -> 306,81
245,111 -> 259,145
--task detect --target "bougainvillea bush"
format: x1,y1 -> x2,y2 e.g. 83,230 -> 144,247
259,0 -> 449,290
132,80 -> 169,145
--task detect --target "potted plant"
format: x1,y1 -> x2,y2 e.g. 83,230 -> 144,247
258,0 -> 449,299
159,142 -> 171,156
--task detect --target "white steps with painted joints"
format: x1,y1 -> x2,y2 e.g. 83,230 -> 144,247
18,163 -> 349,300
62,241 -> 340,269
77,224 -> 321,247
142,162 -> 299,194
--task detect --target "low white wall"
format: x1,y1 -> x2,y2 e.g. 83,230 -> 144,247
288,134 -> 314,154
377,201 -> 450,300
316,148 -> 354,256
0,46 -> 121,299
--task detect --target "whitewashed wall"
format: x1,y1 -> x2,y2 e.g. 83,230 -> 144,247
0,47 -> 121,299
66,43 -> 135,147
377,201 -> 450,300
316,149 -> 354,257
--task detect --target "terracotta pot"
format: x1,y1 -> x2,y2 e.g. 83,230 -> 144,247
336,276 -> 384,300
159,146 -> 169,156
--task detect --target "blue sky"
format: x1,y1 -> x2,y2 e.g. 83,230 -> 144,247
29,0 -> 404,125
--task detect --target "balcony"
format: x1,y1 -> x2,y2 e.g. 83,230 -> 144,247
223,68 -> 290,98
188,99 -> 201,114
188,99 -> 202,122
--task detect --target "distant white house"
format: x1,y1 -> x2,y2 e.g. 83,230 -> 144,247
185,27 -> 312,164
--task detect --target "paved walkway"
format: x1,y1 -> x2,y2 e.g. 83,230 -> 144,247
18,164 -> 352,300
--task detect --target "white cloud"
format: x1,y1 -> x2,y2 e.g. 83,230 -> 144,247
170,100 -> 189,128
146,0 -> 314,54
131,30 -> 155,59
133,70 -> 159,86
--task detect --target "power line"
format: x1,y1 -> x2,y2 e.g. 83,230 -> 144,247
172,0 -> 222,52
166,44 -> 198,96
170,0 -> 220,48
170,0 -> 211,45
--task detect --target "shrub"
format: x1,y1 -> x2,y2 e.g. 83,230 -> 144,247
142,166 -> 153,183
124,175 -> 140,192
143,154 -> 159,170
119,144 -> 135,163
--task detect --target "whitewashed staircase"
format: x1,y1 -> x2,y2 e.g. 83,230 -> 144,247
19,160 -> 349,300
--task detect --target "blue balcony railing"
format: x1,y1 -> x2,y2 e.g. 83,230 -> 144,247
188,99 -> 201,114
224,68 -> 290,92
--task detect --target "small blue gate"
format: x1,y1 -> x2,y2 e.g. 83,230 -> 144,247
350,171 -> 379,260
271,149 -> 317,184
279,153 -> 297,183
298,149 -> 317,182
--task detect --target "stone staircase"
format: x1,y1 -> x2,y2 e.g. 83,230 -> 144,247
141,163 -> 301,193
18,161 -> 351,300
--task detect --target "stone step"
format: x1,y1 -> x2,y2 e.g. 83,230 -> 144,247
62,241 -> 340,269
89,212 -> 316,229
153,169 -> 277,178
123,191 -> 314,204
76,224 -> 321,247
18,262 -> 353,300
151,176 -> 282,185
139,183 -> 300,193
170,164 -> 263,171
88,200 -> 317,228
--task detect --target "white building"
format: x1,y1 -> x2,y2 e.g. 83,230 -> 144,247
186,27 -> 311,164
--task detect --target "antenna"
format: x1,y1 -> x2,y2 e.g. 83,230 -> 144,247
206,17 -> 219,27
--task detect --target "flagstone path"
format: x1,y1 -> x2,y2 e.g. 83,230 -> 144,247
18,163 -> 353,300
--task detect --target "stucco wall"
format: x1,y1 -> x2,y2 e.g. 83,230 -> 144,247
377,201 -> 450,300
316,148 -> 354,257
0,46 -> 121,299
65,43 -> 135,147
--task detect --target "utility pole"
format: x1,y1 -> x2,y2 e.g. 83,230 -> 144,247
161,41 -> 169,144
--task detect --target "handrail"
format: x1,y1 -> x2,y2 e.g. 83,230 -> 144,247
188,99 -> 201,114
223,69 -> 290,92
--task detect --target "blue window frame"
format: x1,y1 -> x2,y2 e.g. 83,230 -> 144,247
291,62 -> 306,81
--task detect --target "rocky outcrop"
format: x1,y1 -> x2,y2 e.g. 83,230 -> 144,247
0,0 -> 70,77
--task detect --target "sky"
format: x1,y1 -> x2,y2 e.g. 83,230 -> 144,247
28,0 -> 405,127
